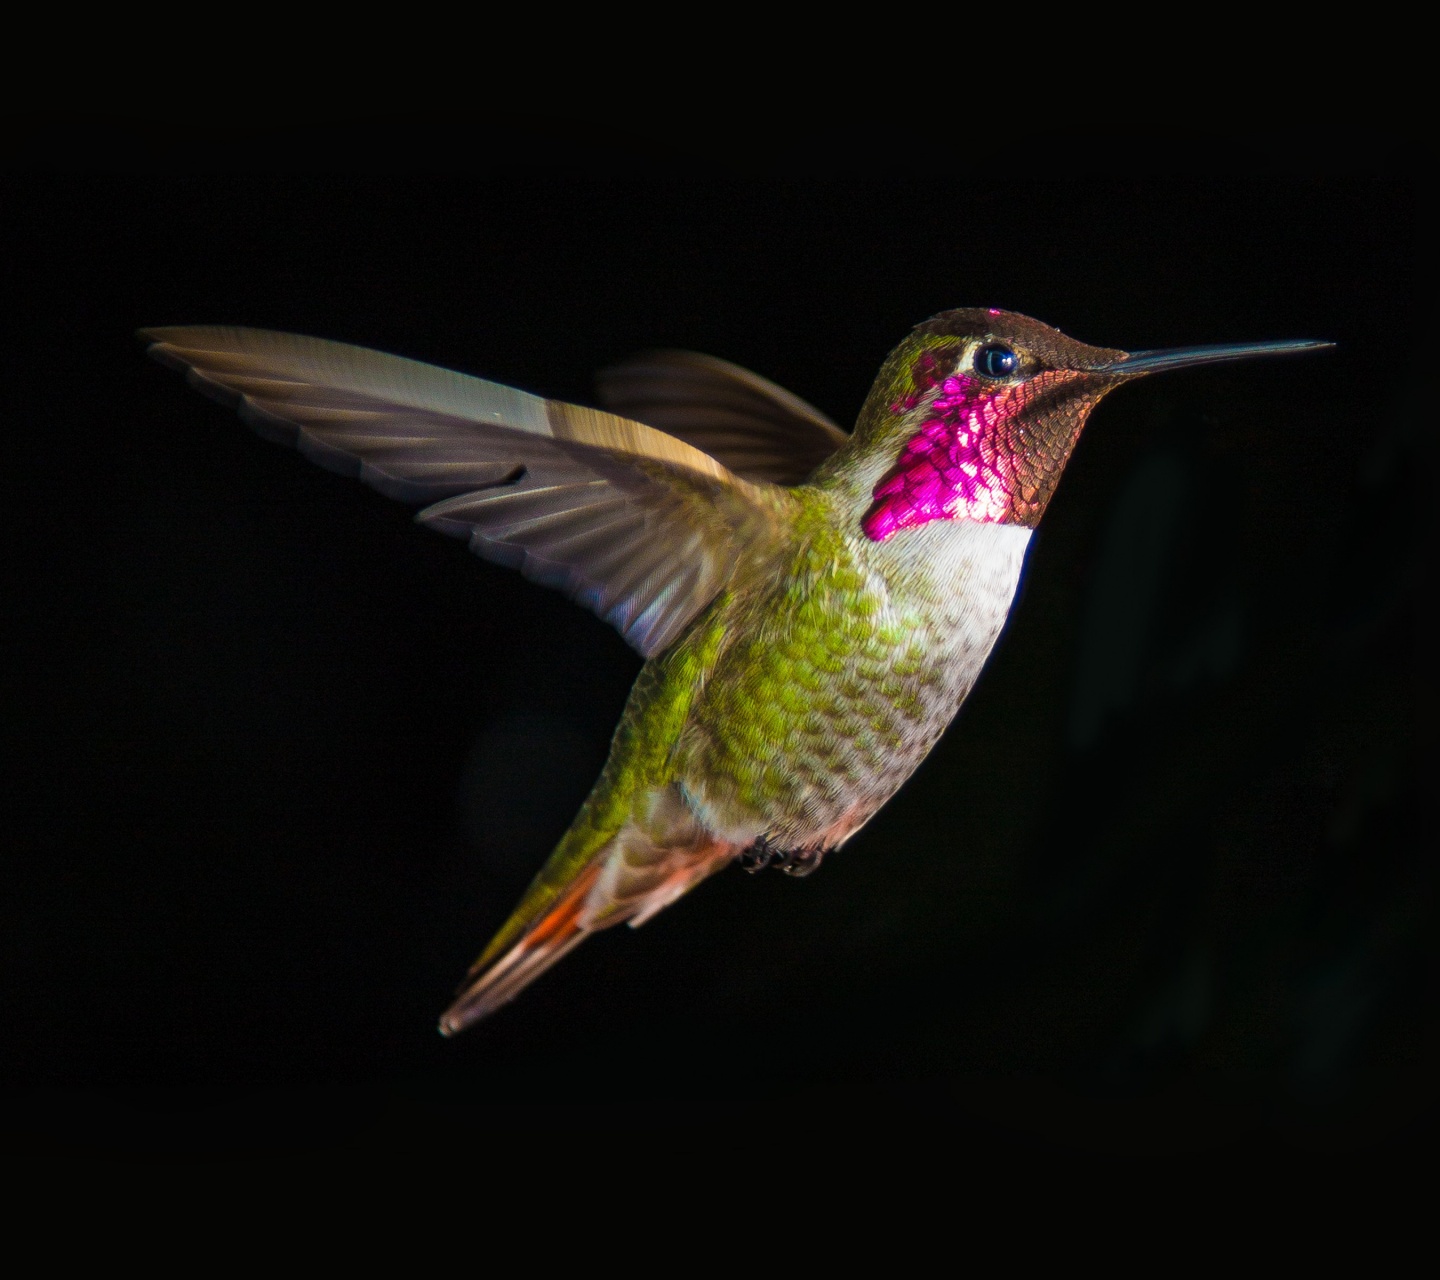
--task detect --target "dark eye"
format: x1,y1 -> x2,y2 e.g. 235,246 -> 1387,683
975,343 -> 1019,378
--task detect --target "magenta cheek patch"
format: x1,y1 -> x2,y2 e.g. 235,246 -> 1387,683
863,374 -> 1013,541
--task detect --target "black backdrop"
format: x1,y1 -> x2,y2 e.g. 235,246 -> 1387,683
1,125 -> 1426,1159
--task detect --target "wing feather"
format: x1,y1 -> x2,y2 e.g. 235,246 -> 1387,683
143,326 -> 787,657
596,349 -> 849,486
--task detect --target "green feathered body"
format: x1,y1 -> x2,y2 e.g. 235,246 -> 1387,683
669,488 -> 1032,849
478,476 -> 1035,978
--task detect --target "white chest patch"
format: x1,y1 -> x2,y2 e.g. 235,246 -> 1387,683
877,518 -> 1033,654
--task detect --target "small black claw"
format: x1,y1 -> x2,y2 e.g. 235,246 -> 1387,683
739,836 -> 779,873
780,847 -> 824,878
739,837 -> 830,877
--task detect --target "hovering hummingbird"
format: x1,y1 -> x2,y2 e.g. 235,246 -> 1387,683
142,310 -> 1329,1033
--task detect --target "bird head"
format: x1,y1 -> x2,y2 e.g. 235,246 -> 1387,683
840,308 -> 1330,541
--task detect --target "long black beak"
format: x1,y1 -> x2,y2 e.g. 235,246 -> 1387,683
1100,338 -> 1334,377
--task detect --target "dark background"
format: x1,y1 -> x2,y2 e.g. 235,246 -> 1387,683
1,123 -> 1426,1160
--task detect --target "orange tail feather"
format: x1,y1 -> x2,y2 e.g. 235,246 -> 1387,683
438,861 -> 604,1035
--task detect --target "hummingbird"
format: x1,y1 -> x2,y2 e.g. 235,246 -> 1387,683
141,309 -> 1329,1033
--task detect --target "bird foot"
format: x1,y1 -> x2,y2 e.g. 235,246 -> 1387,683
739,836 -> 827,878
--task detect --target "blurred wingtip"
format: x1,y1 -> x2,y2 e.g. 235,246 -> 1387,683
139,329 -> 190,372
137,324 -> 204,350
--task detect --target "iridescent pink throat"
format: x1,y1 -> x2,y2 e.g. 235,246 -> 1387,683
862,373 -> 1015,541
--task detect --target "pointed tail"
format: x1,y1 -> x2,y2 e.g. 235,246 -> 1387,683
439,860 -> 605,1035
440,810 -> 736,1035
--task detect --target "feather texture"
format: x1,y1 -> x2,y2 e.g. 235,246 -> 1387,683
142,327 -> 788,657
596,349 -> 848,485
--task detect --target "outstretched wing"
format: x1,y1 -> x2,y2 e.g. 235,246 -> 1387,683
596,349 -> 848,486
142,327 -> 787,657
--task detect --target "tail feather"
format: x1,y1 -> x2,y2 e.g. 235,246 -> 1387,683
440,933 -> 590,1034
439,861 -> 603,1035
438,820 -> 738,1035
